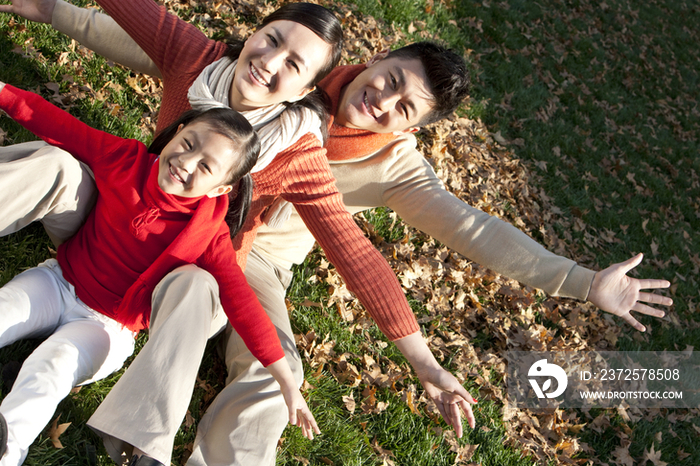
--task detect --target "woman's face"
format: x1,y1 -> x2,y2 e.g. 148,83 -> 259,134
229,20 -> 332,111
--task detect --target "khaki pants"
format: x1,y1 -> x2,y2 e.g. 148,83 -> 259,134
0,141 -> 95,245
87,265 -> 229,465
186,248 -> 302,466
88,250 -> 302,466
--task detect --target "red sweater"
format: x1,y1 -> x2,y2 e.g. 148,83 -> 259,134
95,0 -> 419,340
0,85 -> 284,367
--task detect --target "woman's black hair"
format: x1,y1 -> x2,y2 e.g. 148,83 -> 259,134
223,2 -> 344,141
149,107 -> 261,237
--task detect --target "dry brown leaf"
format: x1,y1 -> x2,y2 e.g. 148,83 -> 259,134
641,444 -> 667,466
452,443 -> 479,464
184,410 -> 195,429
371,438 -> 396,466
47,415 -> 71,449
342,394 -> 356,413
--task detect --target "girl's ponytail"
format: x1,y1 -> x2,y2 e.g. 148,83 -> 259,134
225,173 -> 253,238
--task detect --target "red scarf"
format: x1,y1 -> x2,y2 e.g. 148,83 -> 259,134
116,165 -> 230,331
320,65 -> 398,161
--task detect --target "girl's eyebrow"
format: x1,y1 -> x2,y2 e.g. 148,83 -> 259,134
190,131 -> 223,170
269,26 -> 309,71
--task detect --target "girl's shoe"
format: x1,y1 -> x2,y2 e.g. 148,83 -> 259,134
130,454 -> 164,466
0,412 -> 7,459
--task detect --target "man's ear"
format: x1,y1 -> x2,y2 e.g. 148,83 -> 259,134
206,184 -> 233,198
392,126 -> 420,136
367,48 -> 391,67
286,85 -> 316,103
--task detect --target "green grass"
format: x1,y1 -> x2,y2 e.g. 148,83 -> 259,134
2,0 -> 699,465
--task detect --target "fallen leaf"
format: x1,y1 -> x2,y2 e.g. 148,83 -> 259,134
342,394 -> 356,413
47,415 -> 71,449
641,444 -> 667,466
612,444 -> 635,466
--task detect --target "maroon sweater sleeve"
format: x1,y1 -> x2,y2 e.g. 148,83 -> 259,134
278,135 -> 420,340
94,0 -> 228,129
200,230 -> 285,367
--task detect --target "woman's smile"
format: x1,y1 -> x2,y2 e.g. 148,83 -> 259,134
228,20 -> 332,111
249,63 -> 271,88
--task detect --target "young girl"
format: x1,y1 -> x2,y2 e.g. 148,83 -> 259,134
0,81 -> 319,466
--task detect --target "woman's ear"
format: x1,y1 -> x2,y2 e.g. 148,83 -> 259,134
367,49 -> 391,67
287,86 -> 316,103
206,184 -> 233,198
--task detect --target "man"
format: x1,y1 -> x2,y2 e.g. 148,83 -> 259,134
0,1 -> 671,465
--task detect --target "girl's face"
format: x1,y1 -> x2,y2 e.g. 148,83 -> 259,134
229,20 -> 332,111
157,121 -> 237,198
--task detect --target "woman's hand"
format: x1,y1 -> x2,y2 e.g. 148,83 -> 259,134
417,366 -> 477,438
0,0 -> 57,24
587,253 -> 672,332
394,332 -> 476,438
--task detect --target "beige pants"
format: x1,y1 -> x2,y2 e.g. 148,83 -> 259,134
87,265 -> 229,465
186,248 -> 302,466
0,141 -> 95,245
88,250 -> 302,466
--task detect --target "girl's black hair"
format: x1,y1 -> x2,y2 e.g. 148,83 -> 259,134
149,107 -> 261,237
223,2 -> 344,141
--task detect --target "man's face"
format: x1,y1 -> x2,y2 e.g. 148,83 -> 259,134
335,54 -> 434,134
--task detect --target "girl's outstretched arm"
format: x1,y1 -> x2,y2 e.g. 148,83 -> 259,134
0,83 -> 129,168
265,359 -> 320,440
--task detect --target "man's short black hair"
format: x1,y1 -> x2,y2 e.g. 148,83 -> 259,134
387,42 -> 470,126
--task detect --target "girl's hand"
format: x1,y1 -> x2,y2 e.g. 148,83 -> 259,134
283,388 -> 320,440
266,358 -> 320,440
588,253 -> 673,332
0,0 -> 56,23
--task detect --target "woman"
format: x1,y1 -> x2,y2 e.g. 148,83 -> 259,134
0,1 -> 476,465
